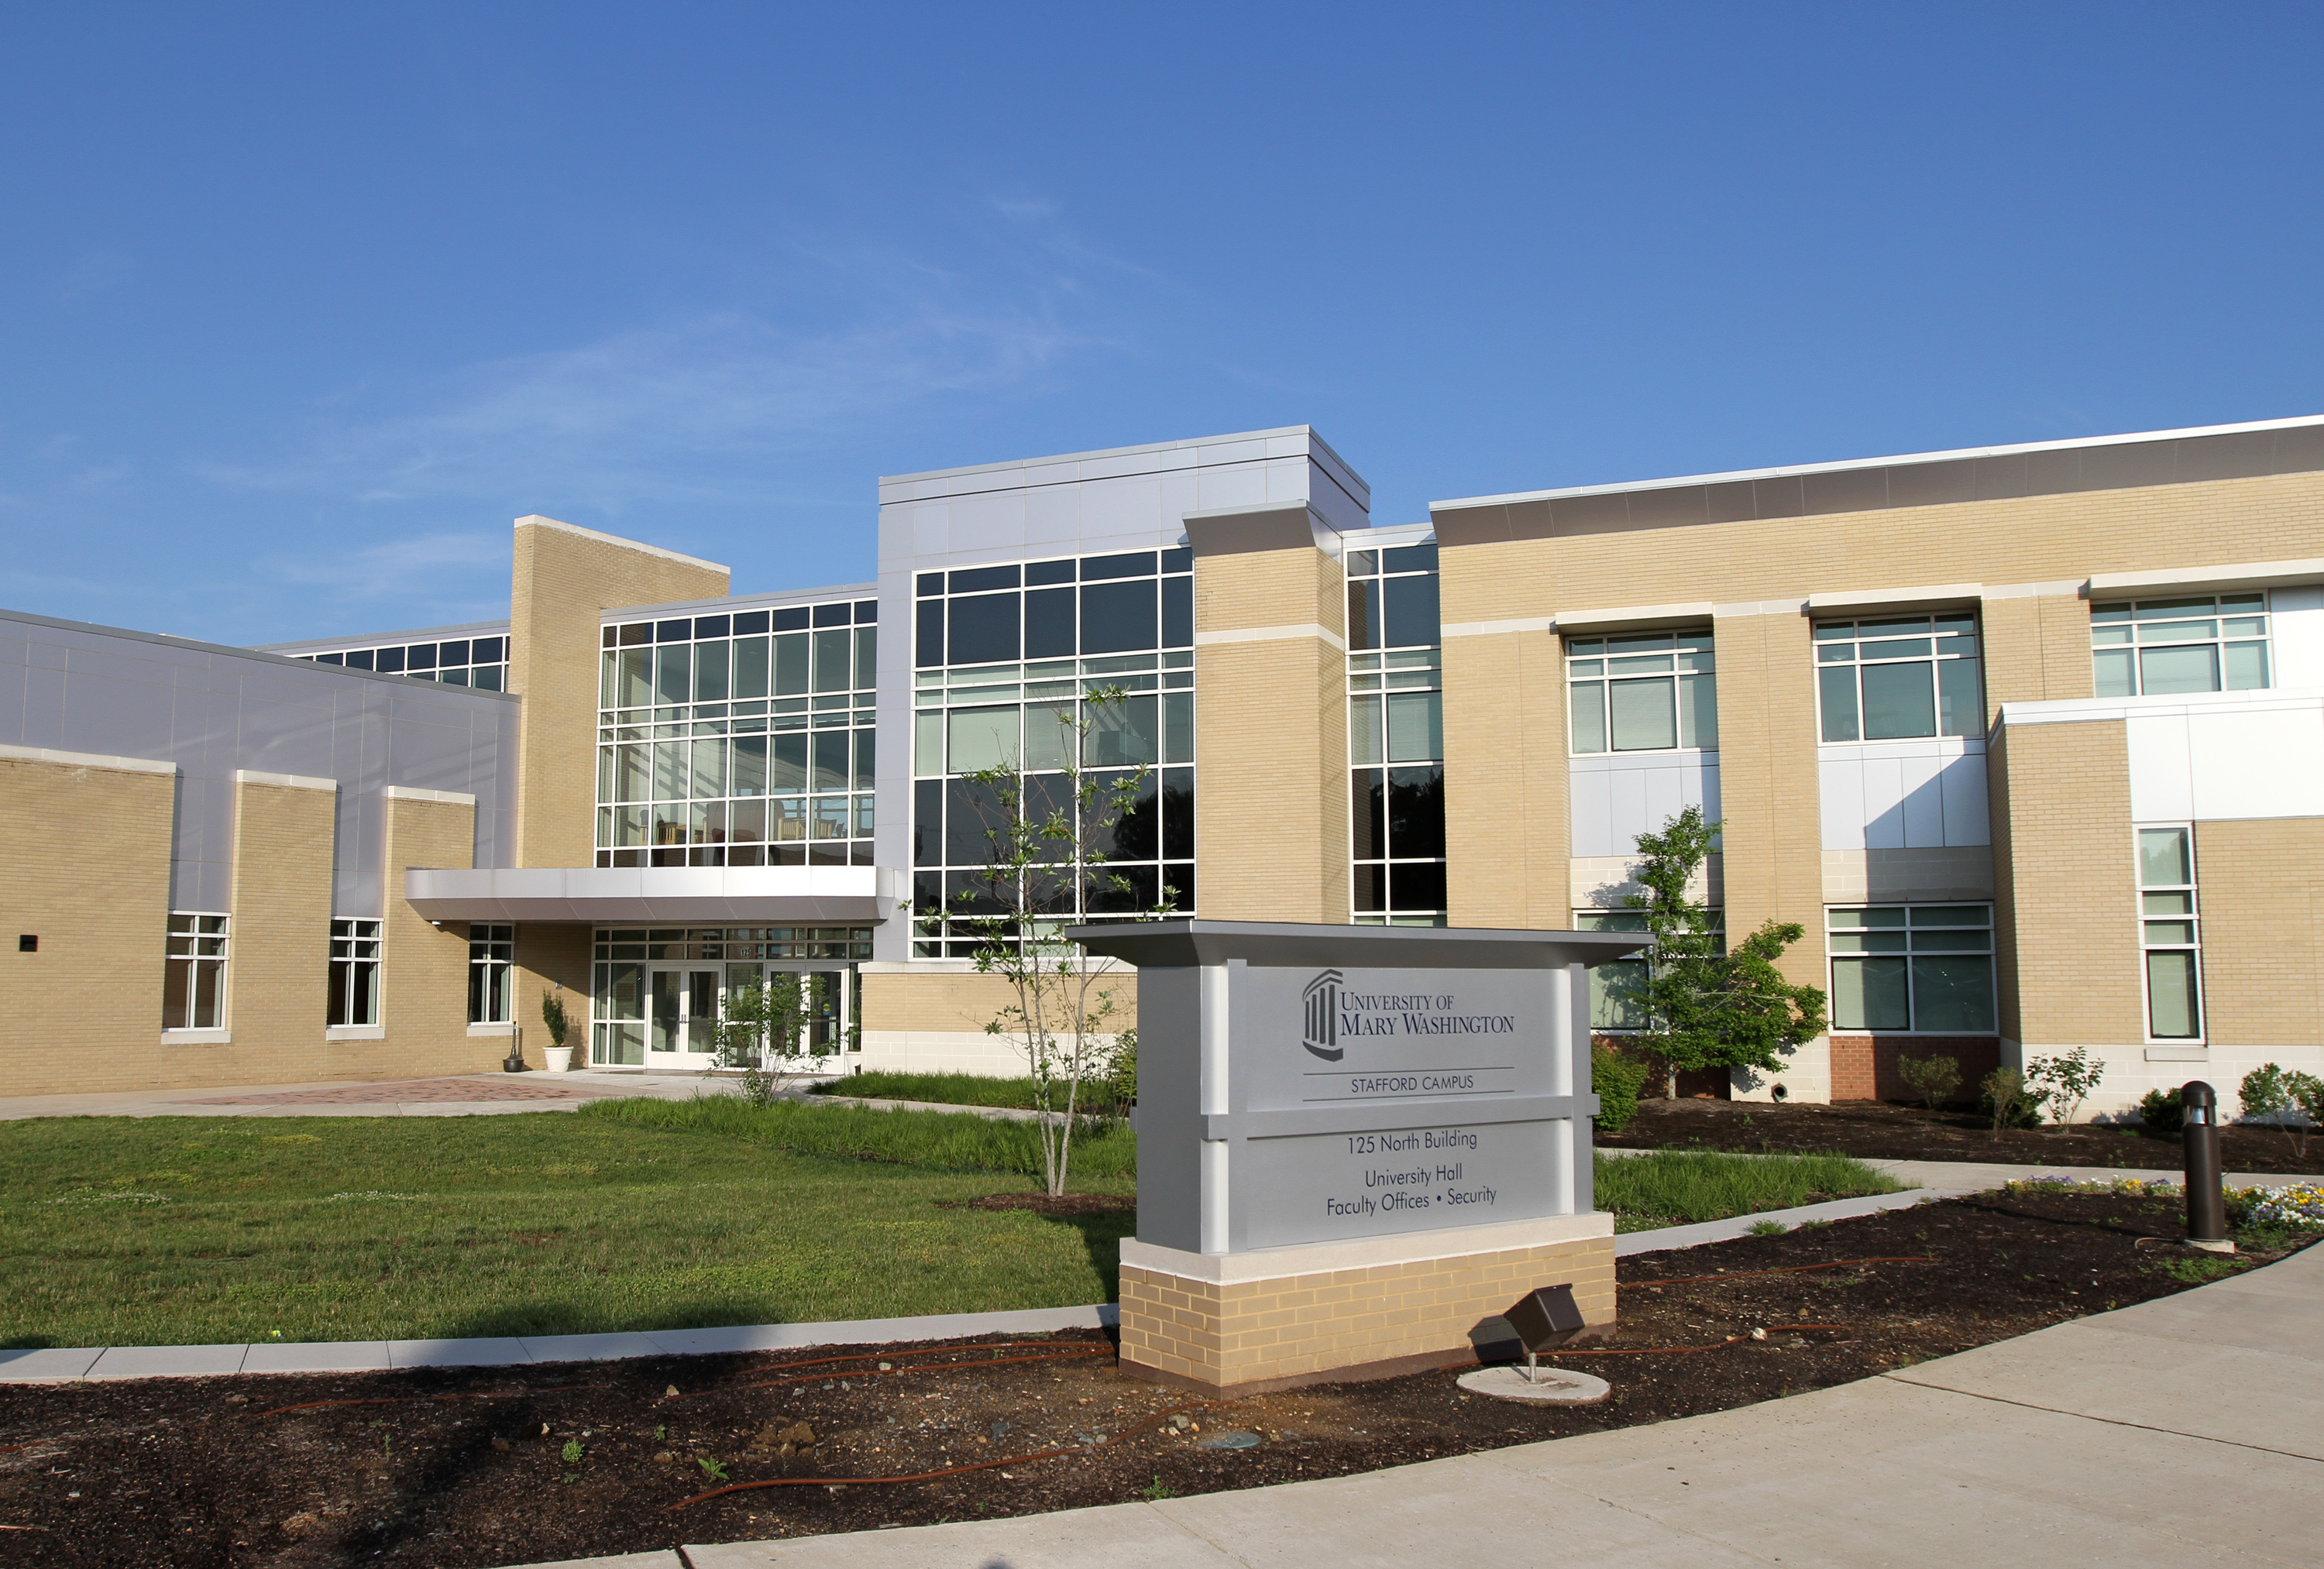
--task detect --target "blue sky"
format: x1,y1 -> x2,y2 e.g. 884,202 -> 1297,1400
6,3 -> 2322,644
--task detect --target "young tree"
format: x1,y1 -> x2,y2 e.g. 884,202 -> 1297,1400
951,689 -> 1171,1196
1621,806 -> 1829,1097
717,973 -> 837,1107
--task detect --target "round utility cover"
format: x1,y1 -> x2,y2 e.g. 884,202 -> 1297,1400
1456,1365 -> 1611,1405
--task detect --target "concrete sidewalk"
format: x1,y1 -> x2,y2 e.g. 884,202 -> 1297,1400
589,1239 -> 2324,1569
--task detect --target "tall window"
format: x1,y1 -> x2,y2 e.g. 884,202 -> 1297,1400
328,918 -> 381,1026
912,550 -> 1195,957
469,923 -> 514,1024
2137,826 -> 2203,1039
1814,615 -> 1982,742
590,926 -> 873,1066
1827,905 -> 1996,1032
1349,543 -> 1443,925
164,913 -> 228,1030
2092,595 -> 2271,698
597,601 -> 876,868
1567,629 -> 1717,754
305,634 -> 508,691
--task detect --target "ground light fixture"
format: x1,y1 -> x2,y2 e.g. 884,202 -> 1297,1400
1455,1283 -> 1608,1406
1504,1283 -> 1587,1384
2181,1081 -> 2232,1252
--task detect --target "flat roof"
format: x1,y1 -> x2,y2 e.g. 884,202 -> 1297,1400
1432,411 -> 2324,511
256,619 -> 512,655
881,424 -> 1363,490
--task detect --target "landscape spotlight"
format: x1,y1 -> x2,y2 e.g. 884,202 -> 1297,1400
1502,1283 -> 1586,1384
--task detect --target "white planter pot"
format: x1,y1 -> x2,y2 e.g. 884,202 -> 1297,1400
543,1045 -> 574,1073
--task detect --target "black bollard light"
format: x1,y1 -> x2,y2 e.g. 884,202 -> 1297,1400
2180,1081 -> 2230,1250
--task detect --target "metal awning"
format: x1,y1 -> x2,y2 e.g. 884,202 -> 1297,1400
403,864 -> 899,925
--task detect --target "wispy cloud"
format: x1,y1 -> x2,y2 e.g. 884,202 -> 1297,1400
198,215 -> 1136,517
263,530 -> 508,602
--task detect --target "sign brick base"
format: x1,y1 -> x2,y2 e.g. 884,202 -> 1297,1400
1116,1214 -> 1615,1398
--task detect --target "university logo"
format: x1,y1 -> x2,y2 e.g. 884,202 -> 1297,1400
1301,969 -> 1343,1061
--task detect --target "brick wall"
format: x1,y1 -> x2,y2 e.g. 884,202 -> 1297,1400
223,776 -> 338,1065
1993,719 -> 2143,1046
2192,816 -> 2324,1048
1829,1034 -> 2003,1103
1192,546 -> 1347,922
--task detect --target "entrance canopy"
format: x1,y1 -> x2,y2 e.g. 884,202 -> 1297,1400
403,864 -> 899,925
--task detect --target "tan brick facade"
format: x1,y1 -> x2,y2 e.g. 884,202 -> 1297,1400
1117,1222 -> 1615,1396
224,775 -> 338,1060
2191,816 -> 2324,1049
508,517 -> 727,872
1192,547 -> 1349,922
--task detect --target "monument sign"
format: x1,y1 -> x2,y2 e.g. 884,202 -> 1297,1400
1067,920 -> 1648,1397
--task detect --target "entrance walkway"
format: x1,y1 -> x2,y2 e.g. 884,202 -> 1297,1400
0,1069 -> 741,1120
571,1240 -> 2324,1569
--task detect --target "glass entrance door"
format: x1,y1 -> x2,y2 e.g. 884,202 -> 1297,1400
648,966 -> 723,1066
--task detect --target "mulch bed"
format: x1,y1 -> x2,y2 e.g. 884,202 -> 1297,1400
2,1190 -> 2309,1569
1600,1094 -> 2318,1170
937,1193 -> 1137,1217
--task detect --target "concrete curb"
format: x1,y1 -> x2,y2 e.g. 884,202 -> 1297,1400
0,1303 -> 1120,1385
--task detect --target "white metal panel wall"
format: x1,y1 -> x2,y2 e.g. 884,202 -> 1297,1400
1817,740 -> 1989,850
1569,752 -> 1722,858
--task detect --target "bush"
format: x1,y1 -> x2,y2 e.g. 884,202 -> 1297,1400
2238,1063 -> 2323,1163
1981,1068 -> 2048,1132
1592,1040 -> 1650,1133
1896,1053 -> 1961,1112
2137,1087 -> 2185,1137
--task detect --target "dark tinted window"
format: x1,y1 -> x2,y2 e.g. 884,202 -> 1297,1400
1161,577 -> 1193,647
731,612 -> 769,635
439,640 -> 469,665
1160,548 -> 1192,574
1025,587 -> 1076,659
916,600 -> 945,668
916,572 -> 944,596
1385,544 -> 1439,572
656,620 -> 691,642
1081,551 -> 1157,581
813,602 -> 851,627
373,647 -> 402,673
913,780 -> 944,866
620,623 -> 651,646
1388,765 -> 1446,858
772,606 -> 810,631
854,599 -> 878,623
1079,580 -> 1156,653
950,564 -> 1019,592
471,637 -> 504,661
1384,575 -> 1439,649
947,593 -> 1020,665
1026,558 -> 1075,585
406,644 -> 438,670
692,616 -> 729,639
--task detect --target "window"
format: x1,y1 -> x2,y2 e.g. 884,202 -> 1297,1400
596,599 -> 877,869
1568,629 -> 1716,754
1349,542 -> 1443,925
328,918 -> 381,1026
1814,615 -> 1982,743
2137,826 -> 2203,1039
590,926 -> 872,1065
2092,595 -> 2271,698
909,551 -> 1195,956
163,913 -> 227,1030
304,633 -> 509,692
1827,905 -> 1995,1032
1573,909 -> 1725,1029
469,923 -> 515,1024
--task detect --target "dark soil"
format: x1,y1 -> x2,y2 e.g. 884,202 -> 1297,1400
2,1192 -> 2309,1569
939,1193 -> 1137,1217
1600,1094 -> 2319,1170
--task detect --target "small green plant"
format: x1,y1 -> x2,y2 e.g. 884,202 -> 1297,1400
2237,1063 -> 2323,1162
654,1424 -> 666,1441
1896,1053 -> 1961,1114
541,991 -> 572,1051
1747,1220 -> 1789,1236
1981,1068 -> 2047,1133
1139,1475 -> 1177,1501
2137,1087 -> 2185,1137
561,1437 -> 583,1464
2025,1045 -> 2104,1125
696,1456 -> 729,1481
1591,1040 -> 1650,1133
2149,1254 -> 2249,1285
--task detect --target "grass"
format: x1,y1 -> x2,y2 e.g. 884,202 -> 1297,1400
0,1108 -> 1131,1350
3,1100 -> 1894,1348
1593,1150 -> 1901,1234
811,1070 -> 1050,1110
579,1093 -> 1136,1179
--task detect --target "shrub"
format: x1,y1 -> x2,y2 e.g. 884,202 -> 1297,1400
1896,1053 -> 1961,1113
2137,1087 -> 2185,1138
1592,1040 -> 1650,1133
1981,1068 -> 2047,1133
2238,1063 -> 2323,1163
2025,1044 -> 2104,1125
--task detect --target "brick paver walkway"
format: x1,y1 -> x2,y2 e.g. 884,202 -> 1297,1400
177,1076 -> 626,1105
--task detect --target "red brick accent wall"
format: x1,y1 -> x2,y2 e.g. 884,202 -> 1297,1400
1831,1035 -> 2001,1104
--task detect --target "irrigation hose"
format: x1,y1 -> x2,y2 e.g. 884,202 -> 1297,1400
665,1396 -> 1212,1509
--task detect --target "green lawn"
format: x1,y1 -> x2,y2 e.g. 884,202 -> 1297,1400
811,1069 -> 1051,1110
0,1111 -> 1132,1351
0,1104 -> 1896,1349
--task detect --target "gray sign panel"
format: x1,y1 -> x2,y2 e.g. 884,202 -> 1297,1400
1066,922 -> 1649,1256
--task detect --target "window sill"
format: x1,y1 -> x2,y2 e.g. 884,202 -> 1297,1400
466,1022 -> 515,1037
2144,1044 -> 2208,1060
161,1029 -> 232,1045
326,1025 -> 386,1042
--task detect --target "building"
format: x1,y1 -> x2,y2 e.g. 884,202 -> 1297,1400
5,417 -> 2322,1118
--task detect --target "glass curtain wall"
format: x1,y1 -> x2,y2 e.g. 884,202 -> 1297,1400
302,635 -> 509,690
1347,543 -> 1444,924
590,926 -> 874,1066
912,549 -> 1195,957
596,602 -> 877,867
